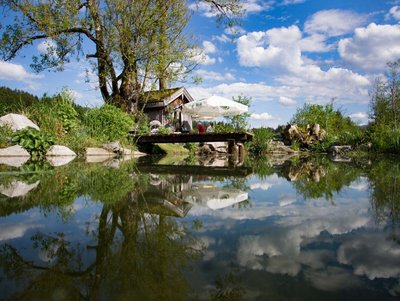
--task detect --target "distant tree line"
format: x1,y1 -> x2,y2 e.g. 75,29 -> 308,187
0,86 -> 39,116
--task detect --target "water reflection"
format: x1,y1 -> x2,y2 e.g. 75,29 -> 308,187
0,156 -> 400,300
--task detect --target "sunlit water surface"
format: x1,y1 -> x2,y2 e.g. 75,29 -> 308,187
0,155 -> 399,300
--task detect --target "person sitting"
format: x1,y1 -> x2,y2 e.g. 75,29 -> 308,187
181,120 -> 191,133
197,122 -> 205,134
206,124 -> 214,133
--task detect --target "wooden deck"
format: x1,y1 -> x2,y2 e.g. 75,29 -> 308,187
131,132 -> 253,144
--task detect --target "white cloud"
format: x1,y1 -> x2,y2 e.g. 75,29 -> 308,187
203,41 -> 216,54
214,34 -> 231,43
304,9 -> 367,37
386,6 -> 400,21
37,39 -> 57,56
251,112 -> 275,121
195,69 -> 235,81
225,26 -> 247,36
279,96 -> 296,106
349,112 -> 368,119
236,25 -> 370,105
338,23 -> 400,71
282,0 -> 306,5
0,61 -> 44,89
189,0 -> 270,17
299,33 -> 333,52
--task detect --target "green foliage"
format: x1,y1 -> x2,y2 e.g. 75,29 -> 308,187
84,104 -> 134,143
132,112 -> 150,135
214,122 -> 235,133
223,95 -> 251,131
157,126 -> 172,135
12,127 -> 55,159
247,127 -> 274,156
369,59 -> 400,153
0,86 -> 39,116
56,90 -> 79,133
184,142 -> 198,153
290,102 -> 363,147
0,125 -> 13,148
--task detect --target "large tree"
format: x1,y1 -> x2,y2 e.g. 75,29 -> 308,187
0,0 -> 242,111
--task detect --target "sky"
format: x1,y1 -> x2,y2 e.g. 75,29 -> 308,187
0,0 -> 400,128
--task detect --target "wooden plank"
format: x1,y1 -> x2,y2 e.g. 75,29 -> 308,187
136,164 -> 253,177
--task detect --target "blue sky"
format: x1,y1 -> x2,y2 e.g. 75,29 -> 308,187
1,0 -> 400,128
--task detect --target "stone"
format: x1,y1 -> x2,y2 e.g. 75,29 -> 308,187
86,156 -> 114,163
0,145 -> 30,157
0,156 -> 29,168
46,145 -> 77,157
0,113 -> 39,132
86,147 -> 114,157
103,141 -> 121,153
0,180 -> 40,198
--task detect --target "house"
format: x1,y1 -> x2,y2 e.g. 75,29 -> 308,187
138,87 -> 194,129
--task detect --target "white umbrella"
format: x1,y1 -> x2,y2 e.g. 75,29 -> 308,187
182,184 -> 248,210
182,95 -> 248,120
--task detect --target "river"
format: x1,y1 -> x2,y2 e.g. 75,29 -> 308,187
0,155 -> 399,300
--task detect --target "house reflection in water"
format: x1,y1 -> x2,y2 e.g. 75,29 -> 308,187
138,173 -> 248,217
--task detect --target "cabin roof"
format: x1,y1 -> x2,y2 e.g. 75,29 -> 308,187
139,87 -> 194,108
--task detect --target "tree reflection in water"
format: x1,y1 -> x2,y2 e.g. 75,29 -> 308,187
1,155 -> 400,300
0,161 -> 203,301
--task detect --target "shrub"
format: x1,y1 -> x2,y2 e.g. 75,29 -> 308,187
0,125 -> 13,148
12,127 -> 55,159
247,127 -> 274,156
214,122 -> 235,133
83,104 -> 134,142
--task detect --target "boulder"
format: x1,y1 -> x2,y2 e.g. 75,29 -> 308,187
133,150 -> 147,158
86,147 -> 114,157
0,145 -> 30,157
46,145 -> 77,157
0,113 -> 39,132
120,148 -> 132,156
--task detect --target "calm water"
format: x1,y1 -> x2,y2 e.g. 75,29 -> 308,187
0,155 -> 399,300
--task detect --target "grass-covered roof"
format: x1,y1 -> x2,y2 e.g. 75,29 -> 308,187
139,87 -> 181,104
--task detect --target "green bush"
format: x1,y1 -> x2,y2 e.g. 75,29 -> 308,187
84,104 -> 134,142
247,127 -> 274,156
0,125 -> 13,148
12,127 -> 55,158
214,122 -> 235,133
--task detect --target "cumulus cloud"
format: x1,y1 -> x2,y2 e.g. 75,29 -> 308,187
349,112 -> 368,119
299,33 -> 333,52
189,0 -> 270,17
338,23 -> 400,71
0,61 -> 44,89
282,0 -> 306,4
236,25 -> 370,104
386,6 -> 400,21
251,112 -> 275,121
37,39 -> 57,56
194,69 -> 235,81
190,41 -> 219,66
279,96 -> 296,106
304,9 -> 367,37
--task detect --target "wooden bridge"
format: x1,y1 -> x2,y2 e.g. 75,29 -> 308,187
131,132 -> 253,155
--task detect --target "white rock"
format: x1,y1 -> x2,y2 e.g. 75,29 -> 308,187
0,145 -> 30,157
0,180 -> 40,198
0,156 -> 29,167
47,156 -> 76,167
46,145 -> 77,157
0,113 -> 39,131
86,147 -> 114,156
121,148 -> 132,156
